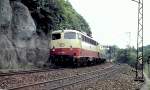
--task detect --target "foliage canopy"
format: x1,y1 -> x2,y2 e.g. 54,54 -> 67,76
21,0 -> 91,36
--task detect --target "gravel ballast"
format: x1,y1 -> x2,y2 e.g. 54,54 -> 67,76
0,63 -> 144,90
84,64 -> 144,90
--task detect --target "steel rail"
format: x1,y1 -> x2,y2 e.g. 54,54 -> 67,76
0,68 -> 64,76
51,67 -> 120,90
8,65 -> 120,90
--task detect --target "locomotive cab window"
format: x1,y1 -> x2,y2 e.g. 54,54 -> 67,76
64,32 -> 76,39
52,33 -> 61,40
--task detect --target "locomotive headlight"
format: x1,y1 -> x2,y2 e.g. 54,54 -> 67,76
52,46 -> 55,51
52,49 -> 55,51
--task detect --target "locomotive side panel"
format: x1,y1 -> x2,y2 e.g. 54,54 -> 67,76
80,41 -> 99,58
80,34 -> 99,59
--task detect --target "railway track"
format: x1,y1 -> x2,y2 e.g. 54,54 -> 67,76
0,68 -> 63,76
6,64 -> 122,90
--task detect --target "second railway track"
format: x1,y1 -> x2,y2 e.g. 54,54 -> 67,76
0,68 -> 64,76
5,64 -> 123,90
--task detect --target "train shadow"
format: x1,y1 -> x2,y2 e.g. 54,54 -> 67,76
44,61 -> 106,69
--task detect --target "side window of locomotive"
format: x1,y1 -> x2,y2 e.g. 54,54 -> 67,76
81,35 -> 84,41
78,33 -> 81,39
52,33 -> 61,40
64,32 -> 76,39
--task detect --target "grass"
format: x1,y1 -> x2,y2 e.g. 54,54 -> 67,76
144,64 -> 150,78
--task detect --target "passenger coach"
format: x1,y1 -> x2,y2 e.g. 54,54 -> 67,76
49,30 -> 105,66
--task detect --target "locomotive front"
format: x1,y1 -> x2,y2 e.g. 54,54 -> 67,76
49,30 -> 81,65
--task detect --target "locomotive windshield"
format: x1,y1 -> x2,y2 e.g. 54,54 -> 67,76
52,33 -> 61,40
64,32 -> 76,39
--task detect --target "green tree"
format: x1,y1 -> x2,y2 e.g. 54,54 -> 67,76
21,0 -> 91,36
115,47 -> 137,67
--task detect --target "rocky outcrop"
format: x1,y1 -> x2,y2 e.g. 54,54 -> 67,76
11,1 -> 36,41
0,35 -> 18,69
0,0 -> 12,35
27,34 -> 49,67
0,0 -> 49,69
0,0 -> 18,69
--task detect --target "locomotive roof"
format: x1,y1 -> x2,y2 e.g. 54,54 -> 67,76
52,30 -> 93,39
52,30 -> 79,33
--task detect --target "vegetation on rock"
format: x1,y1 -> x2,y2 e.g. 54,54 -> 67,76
21,0 -> 92,36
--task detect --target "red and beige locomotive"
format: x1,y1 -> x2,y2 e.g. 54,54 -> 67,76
49,30 -> 106,66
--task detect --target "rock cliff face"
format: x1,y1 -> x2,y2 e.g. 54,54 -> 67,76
0,0 -> 49,69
